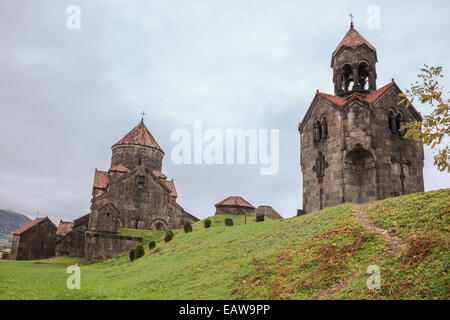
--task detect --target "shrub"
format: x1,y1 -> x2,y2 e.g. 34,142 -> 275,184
183,220 -> 193,233
135,244 -> 145,259
165,230 -> 174,242
204,219 -> 212,228
153,248 -> 161,253
149,240 -> 156,250
129,248 -> 135,261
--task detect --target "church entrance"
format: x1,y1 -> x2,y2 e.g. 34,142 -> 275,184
344,145 -> 377,204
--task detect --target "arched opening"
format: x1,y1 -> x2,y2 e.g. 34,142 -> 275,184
358,62 -> 369,90
389,111 -> 396,133
342,64 -> 353,92
321,117 -> 328,138
155,222 -> 164,230
313,120 -> 322,143
396,113 -> 404,135
344,145 -> 377,204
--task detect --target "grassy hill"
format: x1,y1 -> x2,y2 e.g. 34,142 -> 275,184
0,209 -> 31,242
0,189 -> 448,300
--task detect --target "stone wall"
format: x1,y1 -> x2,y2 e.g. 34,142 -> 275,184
90,167 -> 192,231
55,215 -> 89,257
111,145 -> 163,172
215,206 -> 254,215
84,231 -> 142,262
300,86 -> 424,213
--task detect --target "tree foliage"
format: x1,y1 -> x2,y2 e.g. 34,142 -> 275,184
399,65 -> 450,172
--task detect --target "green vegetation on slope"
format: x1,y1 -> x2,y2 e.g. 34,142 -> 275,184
336,189 -> 449,300
0,189 -> 448,300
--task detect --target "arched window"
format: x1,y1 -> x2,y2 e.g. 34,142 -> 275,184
389,111 -> 396,134
358,62 -> 369,90
396,113 -> 404,134
138,156 -> 142,166
321,117 -> 328,138
313,120 -> 322,143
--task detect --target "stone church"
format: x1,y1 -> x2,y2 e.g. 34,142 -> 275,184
298,23 -> 424,213
88,119 -> 198,232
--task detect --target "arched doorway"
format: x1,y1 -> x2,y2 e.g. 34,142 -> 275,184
344,145 -> 377,204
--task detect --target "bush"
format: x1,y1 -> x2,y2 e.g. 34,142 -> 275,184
165,230 -> 174,242
135,244 -> 145,259
204,219 -> 212,228
129,248 -> 135,261
183,220 -> 193,233
149,241 -> 156,250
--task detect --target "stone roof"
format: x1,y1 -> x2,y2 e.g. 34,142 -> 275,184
113,120 -> 163,151
93,169 -> 109,189
56,221 -> 73,236
152,170 -> 168,180
333,27 -> 376,56
215,196 -> 255,209
13,217 -> 56,236
110,165 -> 130,173
164,180 -> 178,199
256,206 -> 283,220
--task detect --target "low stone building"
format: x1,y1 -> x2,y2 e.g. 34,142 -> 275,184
10,217 -> 57,260
55,213 -> 89,257
215,196 -> 255,215
255,206 -> 283,220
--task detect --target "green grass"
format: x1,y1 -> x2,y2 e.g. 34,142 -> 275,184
335,189 -> 450,300
0,189 -> 448,300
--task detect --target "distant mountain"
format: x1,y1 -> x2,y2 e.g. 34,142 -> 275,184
0,209 -> 32,239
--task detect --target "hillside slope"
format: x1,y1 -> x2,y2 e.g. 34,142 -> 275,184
0,189 -> 448,300
0,209 -> 31,240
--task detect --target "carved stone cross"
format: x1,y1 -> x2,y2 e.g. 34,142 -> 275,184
313,151 -> 329,184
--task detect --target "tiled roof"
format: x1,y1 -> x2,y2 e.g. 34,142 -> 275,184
215,196 -> 255,209
164,180 -> 178,198
256,206 -> 283,220
299,80 -> 422,133
333,27 -> 376,55
13,217 -> 56,235
94,169 -> 109,189
318,80 -> 396,107
56,221 -> 73,236
110,165 -> 130,173
113,121 -> 163,151
152,170 -> 167,180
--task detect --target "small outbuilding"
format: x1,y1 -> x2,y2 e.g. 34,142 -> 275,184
255,206 -> 283,220
215,196 -> 255,215
10,217 -> 57,260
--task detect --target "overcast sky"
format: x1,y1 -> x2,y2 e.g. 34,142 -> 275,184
0,0 -> 449,223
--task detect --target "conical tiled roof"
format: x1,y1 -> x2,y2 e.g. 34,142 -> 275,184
333,27 -> 376,56
215,196 -> 255,209
113,120 -> 163,151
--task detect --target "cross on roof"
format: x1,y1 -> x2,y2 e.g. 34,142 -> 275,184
349,12 -> 354,28
140,111 -> 146,122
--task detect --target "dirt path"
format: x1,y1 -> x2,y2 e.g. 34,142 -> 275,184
314,204 -> 405,300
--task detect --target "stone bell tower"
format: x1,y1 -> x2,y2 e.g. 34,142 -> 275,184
331,22 -> 378,95
298,23 -> 424,214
